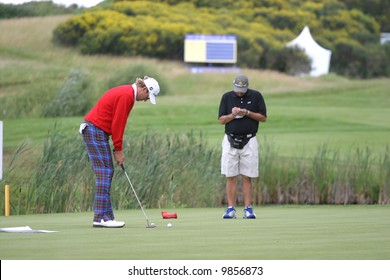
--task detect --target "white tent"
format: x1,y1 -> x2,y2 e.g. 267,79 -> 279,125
286,26 -> 332,77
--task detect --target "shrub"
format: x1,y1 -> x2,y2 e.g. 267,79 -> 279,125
267,46 -> 312,76
53,10 -> 126,46
51,1 -> 388,78
44,68 -> 94,117
331,39 -> 390,78
331,39 -> 367,78
363,44 -> 390,78
0,2 -> 80,19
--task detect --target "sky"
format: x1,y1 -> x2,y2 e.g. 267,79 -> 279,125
0,0 -> 103,8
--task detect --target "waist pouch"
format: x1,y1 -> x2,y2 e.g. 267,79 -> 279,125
227,133 -> 255,149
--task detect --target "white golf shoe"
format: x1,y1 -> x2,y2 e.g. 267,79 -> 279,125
93,219 -> 125,228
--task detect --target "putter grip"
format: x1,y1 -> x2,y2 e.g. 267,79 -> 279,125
121,164 -> 125,171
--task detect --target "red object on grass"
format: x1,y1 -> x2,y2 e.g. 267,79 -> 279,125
161,211 -> 177,219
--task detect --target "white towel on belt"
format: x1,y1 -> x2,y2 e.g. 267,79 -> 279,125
79,123 -> 88,134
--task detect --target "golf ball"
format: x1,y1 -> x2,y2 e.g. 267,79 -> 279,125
167,223 -> 172,228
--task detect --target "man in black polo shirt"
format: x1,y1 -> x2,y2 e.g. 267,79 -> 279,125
218,75 -> 267,219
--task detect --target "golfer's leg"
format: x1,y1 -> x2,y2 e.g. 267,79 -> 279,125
221,135 -> 239,206
95,166 -> 114,222
242,175 -> 253,207
83,124 -> 114,222
226,176 -> 238,206
240,137 -> 258,206
92,140 -> 114,221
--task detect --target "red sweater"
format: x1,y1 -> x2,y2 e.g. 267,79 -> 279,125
84,85 -> 135,151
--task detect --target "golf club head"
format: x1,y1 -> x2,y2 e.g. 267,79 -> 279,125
146,223 -> 156,228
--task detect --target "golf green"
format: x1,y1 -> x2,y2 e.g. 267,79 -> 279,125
0,206 -> 389,260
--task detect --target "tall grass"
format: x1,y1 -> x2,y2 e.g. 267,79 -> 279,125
111,130 -> 224,209
378,146 -> 390,204
255,142 -> 390,205
1,126 -> 225,214
20,123 -> 92,213
1,127 -> 389,215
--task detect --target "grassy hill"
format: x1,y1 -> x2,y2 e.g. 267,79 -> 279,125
1,15 -> 390,210
1,15 -> 389,157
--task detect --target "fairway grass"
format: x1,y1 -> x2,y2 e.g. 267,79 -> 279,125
1,206 -> 389,260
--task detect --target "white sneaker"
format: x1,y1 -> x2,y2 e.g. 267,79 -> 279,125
93,219 -> 125,228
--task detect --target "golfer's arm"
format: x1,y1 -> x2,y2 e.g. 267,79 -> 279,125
219,111 -> 267,124
219,114 -> 236,124
246,111 -> 267,122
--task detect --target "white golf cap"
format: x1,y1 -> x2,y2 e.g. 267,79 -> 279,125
143,76 -> 160,105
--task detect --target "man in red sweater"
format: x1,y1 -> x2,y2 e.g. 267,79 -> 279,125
80,76 -> 160,228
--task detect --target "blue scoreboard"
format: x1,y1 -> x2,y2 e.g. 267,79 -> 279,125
184,34 -> 237,64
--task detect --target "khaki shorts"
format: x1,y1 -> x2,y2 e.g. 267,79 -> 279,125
221,134 -> 259,178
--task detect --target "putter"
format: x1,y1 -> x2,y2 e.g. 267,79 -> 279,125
121,164 -> 156,228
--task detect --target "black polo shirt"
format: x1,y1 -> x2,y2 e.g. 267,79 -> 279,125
218,89 -> 267,135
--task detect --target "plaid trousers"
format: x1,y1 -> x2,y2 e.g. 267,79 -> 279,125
82,122 -> 115,222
